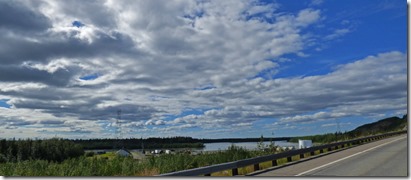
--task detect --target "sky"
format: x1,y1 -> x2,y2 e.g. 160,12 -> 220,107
0,0 -> 407,139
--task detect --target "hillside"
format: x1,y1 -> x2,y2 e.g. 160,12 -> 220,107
349,114 -> 407,136
289,114 -> 407,143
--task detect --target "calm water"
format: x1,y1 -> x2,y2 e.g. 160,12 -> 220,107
203,141 -> 298,151
87,141 -> 298,153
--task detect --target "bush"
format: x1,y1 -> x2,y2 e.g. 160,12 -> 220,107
85,151 -> 95,157
0,138 -> 84,162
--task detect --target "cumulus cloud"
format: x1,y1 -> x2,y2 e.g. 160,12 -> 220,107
279,112 -> 348,124
0,0 -> 406,139
0,1 -> 51,33
178,51 -> 407,130
324,28 -> 351,40
310,0 -> 324,6
295,9 -> 321,27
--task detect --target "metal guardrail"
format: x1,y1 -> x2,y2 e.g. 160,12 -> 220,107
160,130 -> 407,176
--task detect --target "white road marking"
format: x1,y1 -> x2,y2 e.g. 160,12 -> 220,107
295,135 -> 407,176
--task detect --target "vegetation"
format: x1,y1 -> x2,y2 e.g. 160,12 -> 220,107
200,137 -> 290,143
288,132 -> 348,144
289,115 -> 407,144
350,114 -> 407,135
0,138 -> 83,163
72,136 -> 292,150
72,136 -> 205,150
0,156 -> 145,176
0,144 -> 280,176
0,114 -> 407,176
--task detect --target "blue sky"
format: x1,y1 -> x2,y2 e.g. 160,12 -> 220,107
0,0 -> 407,139
0,99 -> 11,109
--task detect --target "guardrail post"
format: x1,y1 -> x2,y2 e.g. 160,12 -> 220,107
310,151 -> 315,156
232,168 -> 238,176
272,160 -> 277,166
320,149 -> 324,153
204,174 -> 211,176
299,154 -> 304,159
254,164 -> 260,171
287,156 -> 292,162
327,147 -> 332,151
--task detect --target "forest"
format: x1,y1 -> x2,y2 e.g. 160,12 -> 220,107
289,115 -> 407,143
72,136 -> 205,150
0,138 -> 83,163
72,136 -> 293,150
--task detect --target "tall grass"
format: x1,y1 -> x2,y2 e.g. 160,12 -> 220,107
0,156 -> 148,176
0,145 -> 279,176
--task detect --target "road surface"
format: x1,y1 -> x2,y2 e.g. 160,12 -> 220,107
252,134 -> 407,177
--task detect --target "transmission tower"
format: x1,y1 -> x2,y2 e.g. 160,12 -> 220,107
117,110 -> 122,139
116,109 -> 123,148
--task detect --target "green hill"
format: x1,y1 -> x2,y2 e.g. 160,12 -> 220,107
289,114 -> 407,143
349,114 -> 407,136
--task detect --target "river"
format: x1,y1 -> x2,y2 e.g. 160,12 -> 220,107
202,141 -> 298,151
86,141 -> 299,153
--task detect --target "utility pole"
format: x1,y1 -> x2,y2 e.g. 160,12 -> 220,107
117,110 -> 122,139
117,109 -> 123,149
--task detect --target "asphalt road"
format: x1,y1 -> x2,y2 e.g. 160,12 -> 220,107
253,134 -> 408,177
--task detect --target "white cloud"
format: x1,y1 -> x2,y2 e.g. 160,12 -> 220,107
324,28 -> 351,40
296,9 -> 322,27
321,122 -> 351,128
0,0 -> 406,139
310,0 -> 324,6
180,51 -> 406,133
23,58 -> 71,74
279,111 -> 348,124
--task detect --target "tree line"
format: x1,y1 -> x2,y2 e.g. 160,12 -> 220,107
72,136 -> 291,150
0,138 -> 84,163
289,115 -> 407,144
72,136 -> 205,150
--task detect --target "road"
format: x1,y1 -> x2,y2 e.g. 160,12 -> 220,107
253,134 -> 408,177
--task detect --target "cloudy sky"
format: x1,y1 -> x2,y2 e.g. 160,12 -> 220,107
0,0 -> 407,139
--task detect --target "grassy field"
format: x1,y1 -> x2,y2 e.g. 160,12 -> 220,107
0,145 -> 282,176
1,131 -> 385,176
0,136 -> 379,176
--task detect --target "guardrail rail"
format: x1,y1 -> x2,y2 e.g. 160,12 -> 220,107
160,130 -> 407,176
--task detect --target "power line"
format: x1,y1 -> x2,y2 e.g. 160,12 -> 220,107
117,109 -> 122,139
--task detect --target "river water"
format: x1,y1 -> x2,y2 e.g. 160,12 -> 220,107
203,141 -> 298,151
87,141 -> 299,153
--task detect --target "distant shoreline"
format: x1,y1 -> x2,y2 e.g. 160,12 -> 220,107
199,137 -> 291,143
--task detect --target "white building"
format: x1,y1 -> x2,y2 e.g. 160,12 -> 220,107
298,140 -> 312,149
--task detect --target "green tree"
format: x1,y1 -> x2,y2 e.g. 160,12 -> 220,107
257,135 -> 265,151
